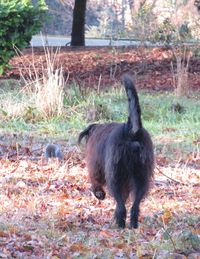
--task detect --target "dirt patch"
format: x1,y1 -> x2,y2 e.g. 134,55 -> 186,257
1,46 -> 200,91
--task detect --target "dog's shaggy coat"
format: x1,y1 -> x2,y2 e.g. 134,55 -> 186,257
78,75 -> 154,228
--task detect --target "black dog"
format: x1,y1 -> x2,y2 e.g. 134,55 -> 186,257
78,75 -> 154,228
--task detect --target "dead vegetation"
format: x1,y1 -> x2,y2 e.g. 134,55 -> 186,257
0,148 -> 199,258
2,46 -> 200,92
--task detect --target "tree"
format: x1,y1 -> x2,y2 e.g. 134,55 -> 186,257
195,0 -> 200,11
71,0 -> 87,46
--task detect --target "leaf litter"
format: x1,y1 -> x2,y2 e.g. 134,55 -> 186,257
0,46 -> 200,257
0,144 -> 199,258
2,46 -> 200,91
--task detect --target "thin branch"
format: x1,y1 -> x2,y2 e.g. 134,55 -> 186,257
156,166 -> 186,185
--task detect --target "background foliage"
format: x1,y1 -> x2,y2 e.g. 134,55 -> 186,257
39,0 -> 199,42
0,0 -> 47,74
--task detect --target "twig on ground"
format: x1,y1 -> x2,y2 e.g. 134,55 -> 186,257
7,147 -> 43,159
156,166 -> 186,185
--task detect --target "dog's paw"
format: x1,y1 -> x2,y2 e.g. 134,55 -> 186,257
130,221 -> 138,229
117,219 -> 126,229
94,190 -> 106,200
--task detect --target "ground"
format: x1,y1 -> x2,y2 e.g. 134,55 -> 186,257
2,46 -> 200,91
0,46 -> 199,258
0,150 -> 199,258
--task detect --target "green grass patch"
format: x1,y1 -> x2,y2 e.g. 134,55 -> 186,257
0,80 -> 199,160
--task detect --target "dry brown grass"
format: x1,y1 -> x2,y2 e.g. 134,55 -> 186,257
171,46 -> 193,97
11,46 -> 66,120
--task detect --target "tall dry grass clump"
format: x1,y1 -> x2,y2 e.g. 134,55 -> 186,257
0,96 -> 27,120
16,45 -> 65,120
171,46 -> 192,97
31,47 -> 65,119
34,66 -> 65,118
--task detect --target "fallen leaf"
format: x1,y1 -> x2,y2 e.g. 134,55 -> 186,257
161,209 -> 172,225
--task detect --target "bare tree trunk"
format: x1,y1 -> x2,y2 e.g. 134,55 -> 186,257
71,0 -> 87,46
121,0 -> 126,30
133,0 -> 146,12
128,0 -> 134,10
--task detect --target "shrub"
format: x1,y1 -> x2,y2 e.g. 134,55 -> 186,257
154,19 -> 192,45
154,18 -> 176,44
130,3 -> 158,43
0,0 -> 47,74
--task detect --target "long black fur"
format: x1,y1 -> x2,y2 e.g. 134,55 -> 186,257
79,75 -> 154,228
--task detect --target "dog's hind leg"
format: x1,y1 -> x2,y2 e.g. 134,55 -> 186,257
130,179 -> 147,228
111,185 -> 128,228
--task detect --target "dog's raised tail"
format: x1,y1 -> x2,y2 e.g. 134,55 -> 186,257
122,75 -> 142,133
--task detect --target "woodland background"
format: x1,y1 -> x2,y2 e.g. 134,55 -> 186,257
38,0 -> 199,40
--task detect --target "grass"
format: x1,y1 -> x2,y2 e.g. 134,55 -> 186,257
0,80 -> 199,161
